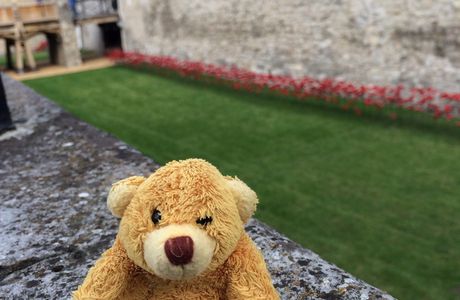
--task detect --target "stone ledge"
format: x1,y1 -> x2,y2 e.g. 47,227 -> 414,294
0,75 -> 394,299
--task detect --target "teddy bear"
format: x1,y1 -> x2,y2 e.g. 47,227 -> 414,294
73,159 -> 279,299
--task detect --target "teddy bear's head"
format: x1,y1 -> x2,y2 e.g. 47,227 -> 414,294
107,159 -> 258,281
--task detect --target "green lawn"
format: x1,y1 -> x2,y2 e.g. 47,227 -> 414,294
25,66 -> 460,300
0,51 -> 49,68
0,49 -> 98,70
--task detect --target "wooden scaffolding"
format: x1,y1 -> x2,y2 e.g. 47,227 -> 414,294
0,1 -> 60,72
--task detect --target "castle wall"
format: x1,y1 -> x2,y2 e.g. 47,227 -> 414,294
119,0 -> 460,92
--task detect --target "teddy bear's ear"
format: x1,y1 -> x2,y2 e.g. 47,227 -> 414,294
107,176 -> 146,218
225,176 -> 258,224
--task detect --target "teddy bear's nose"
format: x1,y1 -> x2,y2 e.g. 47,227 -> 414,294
164,236 -> 194,265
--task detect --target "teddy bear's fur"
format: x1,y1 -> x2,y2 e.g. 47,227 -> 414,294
73,159 -> 279,299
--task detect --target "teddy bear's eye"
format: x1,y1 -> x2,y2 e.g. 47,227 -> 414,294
151,209 -> 162,225
196,216 -> 212,227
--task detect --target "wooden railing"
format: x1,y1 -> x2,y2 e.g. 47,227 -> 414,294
17,3 -> 58,24
0,7 -> 14,26
0,1 -> 58,27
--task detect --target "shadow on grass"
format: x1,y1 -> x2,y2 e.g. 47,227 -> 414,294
116,65 -> 460,142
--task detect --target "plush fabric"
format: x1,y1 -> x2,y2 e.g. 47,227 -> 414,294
74,159 -> 279,299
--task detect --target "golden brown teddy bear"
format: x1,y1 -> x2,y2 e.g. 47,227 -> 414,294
74,159 -> 279,299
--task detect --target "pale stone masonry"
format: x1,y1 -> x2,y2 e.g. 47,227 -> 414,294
119,0 -> 460,93
55,0 -> 82,67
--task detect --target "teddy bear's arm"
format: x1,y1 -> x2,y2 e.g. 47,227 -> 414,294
73,238 -> 135,300
226,234 -> 280,300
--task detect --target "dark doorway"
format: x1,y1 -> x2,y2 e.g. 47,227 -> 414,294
99,22 -> 122,52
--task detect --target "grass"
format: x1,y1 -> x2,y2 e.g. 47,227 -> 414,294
25,66 -> 460,300
0,48 -> 98,70
0,51 -> 49,69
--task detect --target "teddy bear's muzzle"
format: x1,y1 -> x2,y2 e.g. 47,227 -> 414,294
164,236 -> 194,265
143,224 -> 216,280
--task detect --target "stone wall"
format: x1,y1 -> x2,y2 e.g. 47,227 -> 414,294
78,24 -> 105,55
56,0 -> 82,67
0,75 -> 394,299
119,0 -> 460,93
